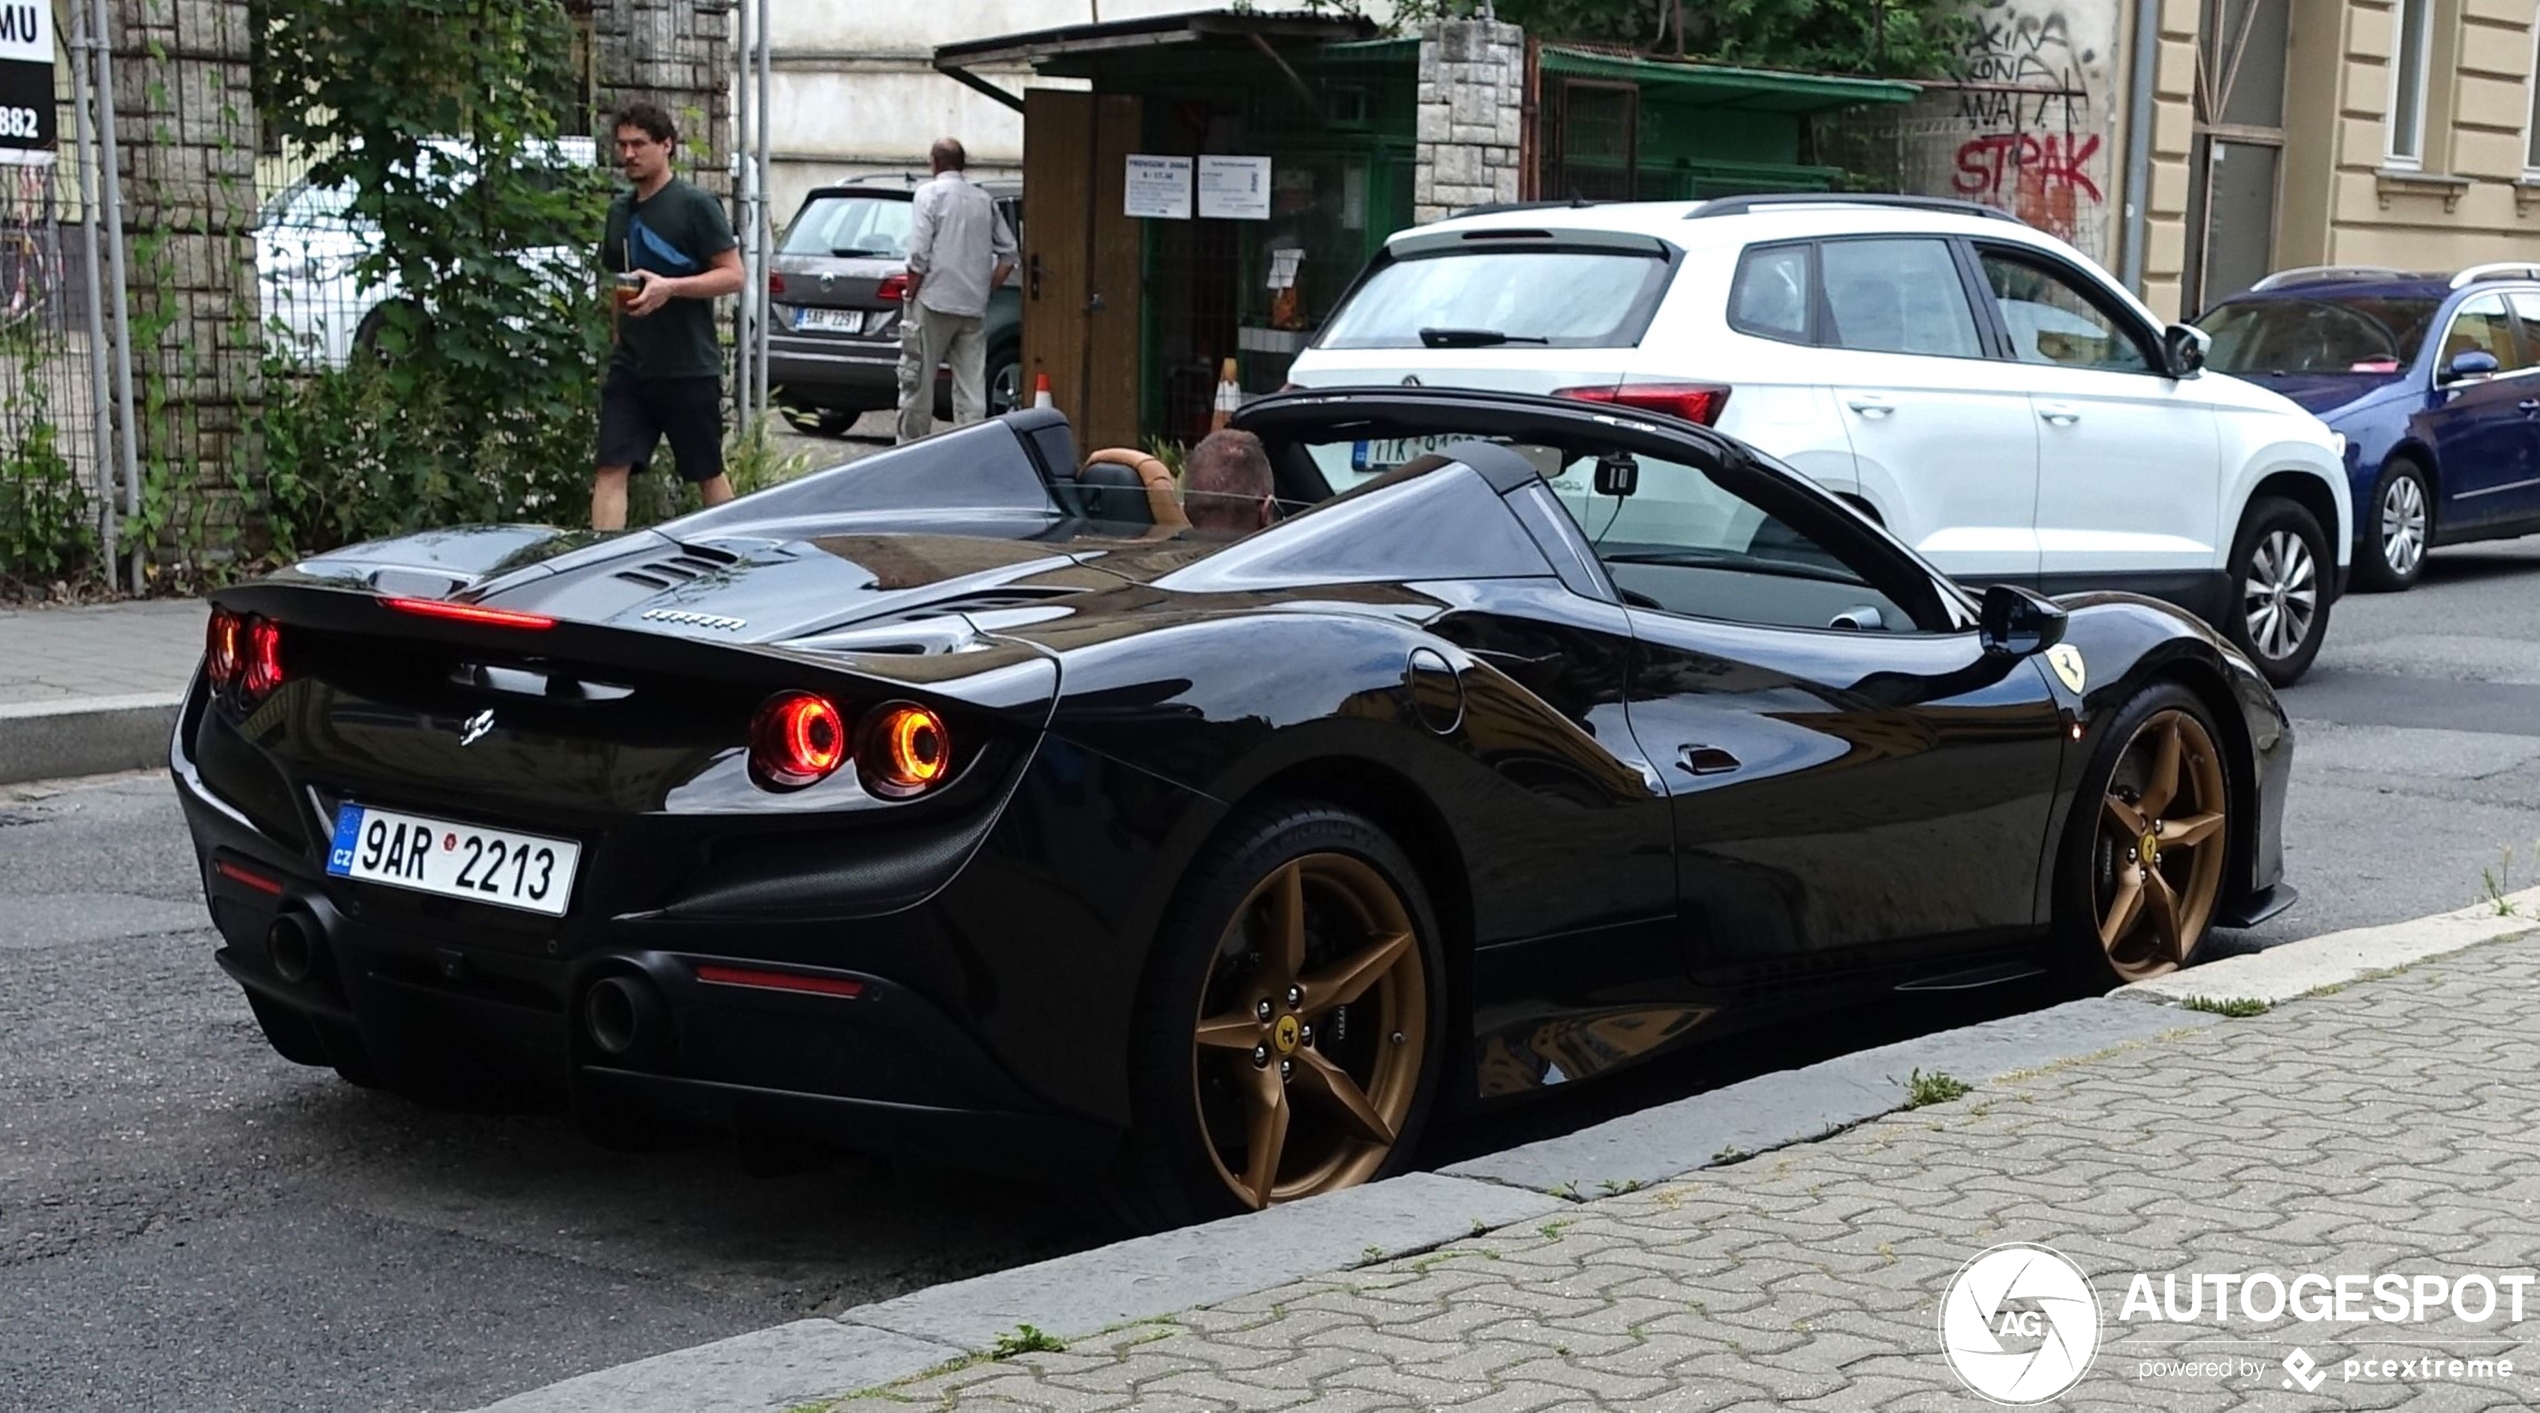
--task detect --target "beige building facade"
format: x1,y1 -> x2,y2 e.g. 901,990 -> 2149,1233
2133,0 -> 2540,319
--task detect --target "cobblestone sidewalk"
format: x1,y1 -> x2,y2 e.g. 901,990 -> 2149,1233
831,938 -> 2540,1411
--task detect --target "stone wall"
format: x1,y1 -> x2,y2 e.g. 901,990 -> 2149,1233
110,0 -> 262,568
1415,18 -> 1524,224
593,0 -> 733,198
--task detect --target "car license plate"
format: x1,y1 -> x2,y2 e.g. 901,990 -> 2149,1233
325,804 -> 580,917
1351,435 -> 1463,472
795,307 -> 865,334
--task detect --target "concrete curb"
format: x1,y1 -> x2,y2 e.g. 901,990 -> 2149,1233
0,693 -> 179,787
466,890 -> 2535,1413
2121,884 -> 2540,1009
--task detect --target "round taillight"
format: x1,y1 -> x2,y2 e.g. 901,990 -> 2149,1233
242,618 -> 285,699
861,702 -> 951,798
206,609 -> 242,687
751,691 -> 847,790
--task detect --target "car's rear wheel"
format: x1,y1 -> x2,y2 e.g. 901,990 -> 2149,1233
986,346 -> 1022,416
2225,497 -> 2330,687
1106,803 -> 1446,1231
2056,683 -> 2231,989
2354,458 -> 2431,593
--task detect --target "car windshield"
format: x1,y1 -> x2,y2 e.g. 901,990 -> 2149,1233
782,195 -> 912,259
2200,295 -> 2442,374
1316,249 -> 1672,350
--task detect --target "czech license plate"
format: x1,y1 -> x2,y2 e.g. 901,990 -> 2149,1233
326,804 -> 580,917
795,307 -> 865,334
1350,434 -> 1464,472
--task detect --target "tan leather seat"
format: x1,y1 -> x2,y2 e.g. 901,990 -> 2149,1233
1078,447 -> 1188,529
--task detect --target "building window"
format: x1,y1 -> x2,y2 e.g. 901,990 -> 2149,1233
2526,21 -> 2540,173
2387,0 -> 2434,165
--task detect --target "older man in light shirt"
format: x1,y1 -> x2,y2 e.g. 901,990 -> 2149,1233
896,138 -> 1018,443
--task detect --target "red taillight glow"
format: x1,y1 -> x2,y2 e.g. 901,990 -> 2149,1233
695,963 -> 865,999
861,701 -> 951,798
768,270 -> 786,297
1555,382 -> 1732,427
382,597 -> 557,630
874,272 -> 909,303
243,617 -> 286,698
206,609 -> 243,687
751,691 -> 848,790
214,859 -> 284,895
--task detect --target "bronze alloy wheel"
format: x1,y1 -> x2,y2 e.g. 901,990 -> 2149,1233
2094,708 -> 2229,981
1189,852 -> 1428,1209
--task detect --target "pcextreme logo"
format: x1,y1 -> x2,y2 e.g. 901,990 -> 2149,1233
1939,1242 -> 2102,1405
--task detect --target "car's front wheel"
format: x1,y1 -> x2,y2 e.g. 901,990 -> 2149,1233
1106,802 -> 1446,1231
2225,497 -> 2331,687
2354,459 -> 2432,593
2055,682 -> 2233,990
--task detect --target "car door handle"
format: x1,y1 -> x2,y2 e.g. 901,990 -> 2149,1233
1678,744 -> 1741,776
1845,396 -> 1894,418
2038,402 -> 2082,425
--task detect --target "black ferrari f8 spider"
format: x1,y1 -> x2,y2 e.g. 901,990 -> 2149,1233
176,387 -> 2295,1228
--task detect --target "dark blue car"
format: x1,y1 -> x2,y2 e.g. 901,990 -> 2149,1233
2198,263 -> 2540,591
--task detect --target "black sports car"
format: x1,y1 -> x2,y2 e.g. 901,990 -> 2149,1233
175,388 -> 2296,1228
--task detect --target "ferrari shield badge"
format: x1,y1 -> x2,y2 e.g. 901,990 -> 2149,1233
2046,643 -> 2087,694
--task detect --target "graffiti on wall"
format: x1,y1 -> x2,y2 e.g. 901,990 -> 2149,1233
1930,0 -> 2114,259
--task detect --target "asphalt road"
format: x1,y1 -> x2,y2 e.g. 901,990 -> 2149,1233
4,535 -> 2536,1410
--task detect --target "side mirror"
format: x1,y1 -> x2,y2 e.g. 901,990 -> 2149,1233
1979,582 -> 2069,658
2162,322 -> 2209,378
2443,348 -> 2500,382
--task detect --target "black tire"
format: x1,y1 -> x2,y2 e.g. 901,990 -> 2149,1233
350,300 -> 423,363
2353,458 -> 2432,593
2224,497 -> 2331,687
1101,801 -> 1449,1233
2052,682 -> 2234,993
985,345 -> 1023,417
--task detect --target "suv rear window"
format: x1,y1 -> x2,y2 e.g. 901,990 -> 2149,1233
1318,249 -> 1673,350
782,195 -> 913,259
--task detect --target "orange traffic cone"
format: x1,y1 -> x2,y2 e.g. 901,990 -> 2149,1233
1032,372 -> 1053,410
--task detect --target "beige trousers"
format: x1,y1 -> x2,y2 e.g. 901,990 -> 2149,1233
895,303 -> 987,443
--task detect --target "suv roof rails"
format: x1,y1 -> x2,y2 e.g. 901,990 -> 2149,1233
2451,262 -> 2540,289
1686,192 -> 2023,223
2248,264 -> 2410,292
1449,197 -> 1605,219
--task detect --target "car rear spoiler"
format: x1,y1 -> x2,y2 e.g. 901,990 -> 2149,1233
210,579 -> 1062,725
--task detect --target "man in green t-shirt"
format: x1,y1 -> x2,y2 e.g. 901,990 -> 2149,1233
593,100 -> 744,531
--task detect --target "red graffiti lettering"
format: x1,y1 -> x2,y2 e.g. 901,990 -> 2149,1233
1950,132 -> 2102,239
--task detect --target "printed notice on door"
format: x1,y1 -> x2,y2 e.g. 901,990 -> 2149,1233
1197,155 -> 1272,220
1123,154 -> 1192,220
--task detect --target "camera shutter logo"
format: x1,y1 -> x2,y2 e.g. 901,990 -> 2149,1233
1939,1242 -> 2101,1404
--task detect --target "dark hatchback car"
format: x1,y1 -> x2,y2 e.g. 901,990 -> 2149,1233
766,174 -> 1024,435
2198,263 -> 2540,592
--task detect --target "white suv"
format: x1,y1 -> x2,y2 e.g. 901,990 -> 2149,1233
1287,193 -> 2351,685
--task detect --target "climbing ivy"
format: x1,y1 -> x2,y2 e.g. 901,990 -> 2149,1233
1401,0 -> 1976,79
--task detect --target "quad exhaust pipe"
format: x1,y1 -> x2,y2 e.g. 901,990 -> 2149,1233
584,973 -> 672,1060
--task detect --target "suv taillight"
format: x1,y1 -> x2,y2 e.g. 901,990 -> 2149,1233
874,273 -> 909,303
1555,382 -> 1732,427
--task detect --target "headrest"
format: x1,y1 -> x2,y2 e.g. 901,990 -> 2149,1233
1077,461 -> 1153,524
